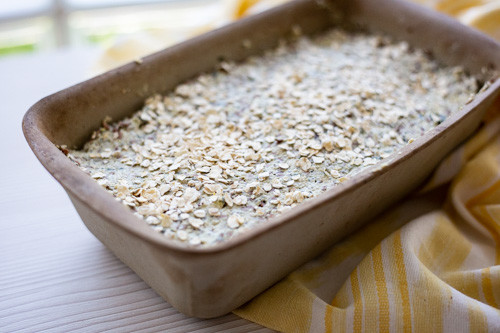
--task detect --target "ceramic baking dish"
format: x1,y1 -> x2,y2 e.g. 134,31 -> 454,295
23,0 -> 500,318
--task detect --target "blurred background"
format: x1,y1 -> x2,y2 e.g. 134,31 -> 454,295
0,0 -> 498,74
0,0 -> 237,54
0,0 -> 289,74
0,0 -> 233,74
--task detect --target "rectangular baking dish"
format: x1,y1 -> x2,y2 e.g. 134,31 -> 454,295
23,0 -> 500,318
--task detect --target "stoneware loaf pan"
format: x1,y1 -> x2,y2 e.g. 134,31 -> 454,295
23,0 -> 500,318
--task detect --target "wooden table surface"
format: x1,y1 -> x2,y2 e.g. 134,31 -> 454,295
0,48 -> 271,332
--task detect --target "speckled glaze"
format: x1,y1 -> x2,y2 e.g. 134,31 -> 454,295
23,0 -> 500,318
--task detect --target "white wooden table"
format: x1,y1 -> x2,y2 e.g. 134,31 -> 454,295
0,48 -> 270,332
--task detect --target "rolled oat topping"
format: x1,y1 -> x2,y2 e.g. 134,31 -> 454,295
68,28 -> 479,246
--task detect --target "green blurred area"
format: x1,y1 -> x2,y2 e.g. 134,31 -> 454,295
0,43 -> 36,56
86,32 -> 115,45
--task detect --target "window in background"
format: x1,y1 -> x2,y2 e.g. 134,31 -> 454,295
0,0 -> 53,55
0,18 -> 53,56
0,0 -> 233,58
68,0 -> 230,48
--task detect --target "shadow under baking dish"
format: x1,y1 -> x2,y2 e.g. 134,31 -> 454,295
23,0 -> 500,318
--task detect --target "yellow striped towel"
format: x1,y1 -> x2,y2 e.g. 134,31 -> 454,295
233,1 -> 500,331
